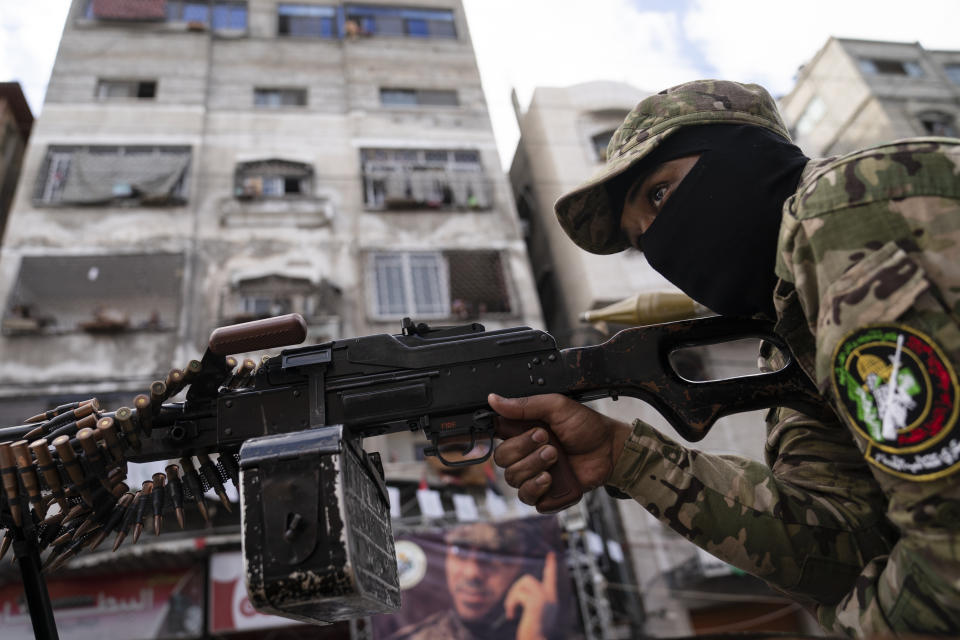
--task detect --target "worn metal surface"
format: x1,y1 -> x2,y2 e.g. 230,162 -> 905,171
240,427 -> 399,624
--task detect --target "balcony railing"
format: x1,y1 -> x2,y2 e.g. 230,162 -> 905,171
361,171 -> 493,212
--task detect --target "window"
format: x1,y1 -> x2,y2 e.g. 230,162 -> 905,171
165,1 -> 248,29
34,145 -> 190,205
253,88 -> 307,107
3,253 -> 183,335
380,88 -> 459,107
361,148 -> 490,211
96,79 -> 157,99
591,130 -> 615,162
368,250 -> 510,320
859,58 -> 924,77
224,274 -> 340,324
212,1 -> 248,29
234,159 -> 313,198
370,252 -> 448,318
918,111 -> 959,137
345,5 -> 456,39
278,4 -> 337,37
794,95 -> 826,138
944,64 -> 960,85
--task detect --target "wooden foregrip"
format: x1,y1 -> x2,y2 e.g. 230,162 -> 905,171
208,313 -> 308,356
495,421 -> 584,514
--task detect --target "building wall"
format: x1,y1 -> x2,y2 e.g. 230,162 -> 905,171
0,85 -> 33,244
781,37 -> 960,157
0,0 -> 541,466
510,82 -> 677,346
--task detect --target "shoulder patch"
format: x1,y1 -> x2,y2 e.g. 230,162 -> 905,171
831,323 -> 960,481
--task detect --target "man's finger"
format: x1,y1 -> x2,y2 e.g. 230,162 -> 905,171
518,471 -> 552,506
493,425 -> 548,467
488,393 -> 566,422
502,444 -> 557,489
503,576 -> 537,621
543,551 -> 557,601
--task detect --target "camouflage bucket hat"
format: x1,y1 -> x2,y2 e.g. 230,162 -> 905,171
554,79 -> 793,254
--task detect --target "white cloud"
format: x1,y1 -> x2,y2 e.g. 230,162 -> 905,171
467,0 -> 960,168
683,0 -> 960,95
0,0 -> 71,115
464,0 -> 704,169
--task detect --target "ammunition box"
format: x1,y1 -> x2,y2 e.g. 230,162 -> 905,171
239,426 -> 400,624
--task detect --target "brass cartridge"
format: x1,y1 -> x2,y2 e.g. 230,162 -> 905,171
113,489 -> 142,551
133,395 -> 153,438
151,472 -> 166,535
0,442 -> 22,526
132,481 -> 153,543
30,439 -> 66,511
149,381 -> 167,411
178,458 -> 209,524
197,453 -> 231,511
11,440 -> 44,518
164,369 -> 186,398
165,463 -> 185,529
96,417 -> 125,465
114,407 -> 141,452
52,435 -> 93,507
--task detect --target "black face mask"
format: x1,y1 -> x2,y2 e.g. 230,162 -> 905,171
637,125 -> 809,319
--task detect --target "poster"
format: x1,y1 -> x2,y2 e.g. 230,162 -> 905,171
373,516 -> 573,640
209,550 -> 300,633
0,565 -> 203,639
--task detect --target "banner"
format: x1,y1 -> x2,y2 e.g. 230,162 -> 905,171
373,516 -> 573,640
209,550 -> 300,633
0,565 -> 203,639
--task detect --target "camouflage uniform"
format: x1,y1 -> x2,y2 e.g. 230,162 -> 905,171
554,80 -> 960,635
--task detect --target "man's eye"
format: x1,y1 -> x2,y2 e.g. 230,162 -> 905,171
649,184 -> 668,207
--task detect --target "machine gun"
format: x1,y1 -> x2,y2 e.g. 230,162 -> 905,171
0,313 -> 830,636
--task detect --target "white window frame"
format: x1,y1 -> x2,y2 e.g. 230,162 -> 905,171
368,251 -> 449,320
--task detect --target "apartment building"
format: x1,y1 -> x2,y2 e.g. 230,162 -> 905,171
0,0 -> 541,455
0,1 -> 551,637
781,37 -> 960,157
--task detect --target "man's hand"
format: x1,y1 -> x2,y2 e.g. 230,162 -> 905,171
489,394 -> 632,508
504,551 -> 558,640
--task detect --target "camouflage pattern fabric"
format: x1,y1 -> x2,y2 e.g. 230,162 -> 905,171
591,81 -> 960,637
554,79 -> 791,255
775,138 -> 960,634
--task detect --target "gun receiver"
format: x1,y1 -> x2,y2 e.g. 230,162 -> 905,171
115,313 -> 828,513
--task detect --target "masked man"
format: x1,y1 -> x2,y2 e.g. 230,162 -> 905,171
490,80 -> 960,636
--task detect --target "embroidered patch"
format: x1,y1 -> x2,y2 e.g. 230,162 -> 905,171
831,324 -> 960,481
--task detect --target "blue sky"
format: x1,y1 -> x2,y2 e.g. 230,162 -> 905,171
2,0 -> 959,167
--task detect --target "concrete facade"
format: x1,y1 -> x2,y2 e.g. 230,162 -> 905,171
780,37 -> 960,157
0,0 -> 542,485
0,83 -> 33,243
509,82 -> 820,636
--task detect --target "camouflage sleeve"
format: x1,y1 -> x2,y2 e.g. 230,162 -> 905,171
775,140 -> 960,635
607,406 -> 896,606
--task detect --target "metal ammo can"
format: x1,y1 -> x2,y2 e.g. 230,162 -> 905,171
239,425 -> 400,623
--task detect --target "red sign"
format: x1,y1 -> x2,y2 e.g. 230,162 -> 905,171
209,551 -> 300,632
0,565 -> 203,639
92,0 -> 167,20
